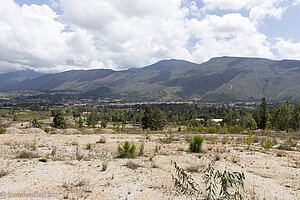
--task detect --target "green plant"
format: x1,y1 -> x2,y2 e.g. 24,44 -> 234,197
172,161 -> 245,200
0,169 -> 8,178
17,150 -> 37,159
243,128 -> 253,149
102,161 -> 108,171
0,126 -> 6,134
149,154 -> 155,161
96,138 -> 106,143
139,143 -> 145,156
260,139 -> 274,150
125,161 -> 141,170
117,141 -> 138,158
86,143 -> 92,150
189,135 -> 204,153
43,127 -> 50,133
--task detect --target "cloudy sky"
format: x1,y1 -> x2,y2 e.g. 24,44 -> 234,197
0,0 -> 300,73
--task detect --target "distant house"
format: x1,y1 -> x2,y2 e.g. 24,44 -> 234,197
212,119 -> 223,123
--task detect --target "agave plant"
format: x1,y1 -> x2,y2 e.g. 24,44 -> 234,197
117,141 -> 138,158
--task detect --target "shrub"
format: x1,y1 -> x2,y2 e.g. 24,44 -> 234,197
228,125 -> 244,134
17,150 -> 37,159
96,138 -> 106,144
102,161 -> 108,171
0,169 -> 8,178
189,135 -> 204,153
117,141 -> 138,158
124,161 -> 140,169
207,126 -> 218,133
260,139 -> 274,150
86,143 -> 92,150
43,127 -> 50,133
0,126 -> 6,134
139,143 -> 144,156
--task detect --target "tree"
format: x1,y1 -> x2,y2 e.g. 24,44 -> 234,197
32,118 -> 41,128
244,114 -> 257,130
291,104 -> 300,131
78,117 -> 84,128
101,120 -> 108,128
142,105 -> 166,131
259,97 -> 268,129
87,112 -> 99,128
52,110 -> 67,129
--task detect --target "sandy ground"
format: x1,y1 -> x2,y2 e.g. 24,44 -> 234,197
0,131 -> 299,200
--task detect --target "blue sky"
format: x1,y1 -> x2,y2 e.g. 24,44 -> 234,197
1,0 -> 300,73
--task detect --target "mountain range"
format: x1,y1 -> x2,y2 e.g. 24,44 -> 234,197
1,56 -> 300,102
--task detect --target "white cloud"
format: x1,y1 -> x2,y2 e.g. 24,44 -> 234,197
0,0 -> 69,72
187,13 -> 273,62
201,0 -> 287,25
0,0 -> 300,73
274,38 -> 300,59
59,0 -> 192,69
202,0 -> 253,10
293,0 -> 300,5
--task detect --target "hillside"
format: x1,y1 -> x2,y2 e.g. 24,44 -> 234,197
2,57 -> 300,102
0,70 -> 44,90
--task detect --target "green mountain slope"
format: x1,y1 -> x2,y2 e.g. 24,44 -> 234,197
4,57 -> 300,102
0,70 -> 43,90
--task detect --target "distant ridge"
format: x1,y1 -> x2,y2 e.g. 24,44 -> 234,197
2,57 -> 300,102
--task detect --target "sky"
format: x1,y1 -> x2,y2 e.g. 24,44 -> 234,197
0,0 -> 300,73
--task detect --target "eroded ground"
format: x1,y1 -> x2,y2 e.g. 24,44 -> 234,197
0,131 -> 299,200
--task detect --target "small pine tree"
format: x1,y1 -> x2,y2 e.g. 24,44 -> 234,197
259,97 -> 268,129
52,110 -> 67,129
78,117 -> 84,128
87,112 -> 99,128
142,105 -> 166,131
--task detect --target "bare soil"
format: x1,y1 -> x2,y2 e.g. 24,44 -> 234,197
0,130 -> 299,200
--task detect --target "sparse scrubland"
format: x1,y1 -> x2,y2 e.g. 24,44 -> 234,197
0,99 -> 299,199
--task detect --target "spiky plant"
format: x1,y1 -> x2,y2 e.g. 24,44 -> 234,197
189,135 -> 204,153
117,141 -> 138,158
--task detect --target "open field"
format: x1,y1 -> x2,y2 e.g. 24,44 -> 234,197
0,129 -> 299,200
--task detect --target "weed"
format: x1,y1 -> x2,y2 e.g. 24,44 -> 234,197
149,154 -> 155,162
0,170 -> 8,178
260,139 -> 274,150
76,147 -> 84,160
86,143 -> 92,150
52,146 -> 57,156
17,150 -> 38,159
214,154 -> 221,161
138,143 -> 145,156
43,127 -> 50,133
124,161 -> 141,170
189,135 -> 204,153
96,138 -> 106,144
102,161 -> 108,171
186,165 -> 200,173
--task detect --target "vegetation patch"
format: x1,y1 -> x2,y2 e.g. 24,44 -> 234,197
117,141 -> 138,158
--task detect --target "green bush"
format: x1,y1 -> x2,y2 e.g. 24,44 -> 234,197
17,150 -> 37,159
86,143 -> 92,150
207,126 -> 218,133
117,141 -> 138,158
189,135 -> 204,153
43,127 -> 50,133
0,126 -> 6,134
96,138 -> 106,143
228,125 -> 244,134
260,139 -> 274,150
